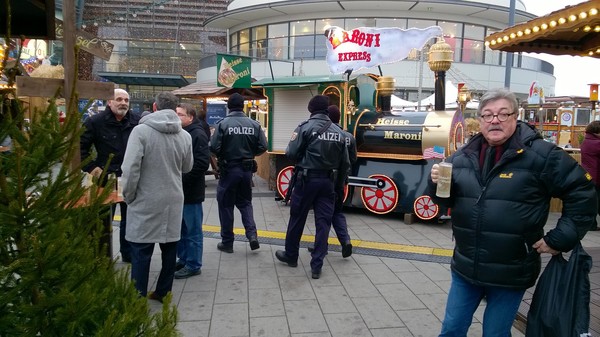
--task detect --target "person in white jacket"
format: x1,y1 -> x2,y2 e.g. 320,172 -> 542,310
121,91 -> 193,302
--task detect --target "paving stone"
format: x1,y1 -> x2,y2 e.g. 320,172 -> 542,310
214,278 -> 248,304
352,296 -> 404,329
249,288 -> 285,318
324,313 -> 371,336
313,285 -> 356,314
209,303 -> 249,337
284,299 -> 329,334
250,316 -> 290,337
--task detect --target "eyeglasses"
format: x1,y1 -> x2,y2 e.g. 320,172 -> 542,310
479,112 -> 515,123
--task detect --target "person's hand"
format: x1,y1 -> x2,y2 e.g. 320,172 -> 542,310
532,238 -> 560,255
90,167 -> 103,179
430,164 -> 440,183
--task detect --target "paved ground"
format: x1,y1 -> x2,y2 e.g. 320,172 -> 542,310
112,175 -> 600,337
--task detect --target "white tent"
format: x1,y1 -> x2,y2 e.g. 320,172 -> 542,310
418,80 -> 459,106
391,95 -> 417,109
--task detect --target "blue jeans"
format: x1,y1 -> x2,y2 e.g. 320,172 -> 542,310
439,271 -> 526,337
177,203 -> 203,272
130,241 -> 177,297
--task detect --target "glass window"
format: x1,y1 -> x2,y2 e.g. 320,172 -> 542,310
376,18 -> 407,29
407,19 -> 436,29
443,37 -> 462,62
438,21 -> 462,39
290,35 -> 315,59
239,42 -> 250,56
291,20 -> 314,36
315,35 -> 328,58
230,33 -> 238,47
576,108 -> 591,126
268,23 -> 288,39
239,29 -> 250,45
316,18 -> 344,33
268,37 -> 288,59
462,39 -> 484,63
345,18 -> 376,29
464,24 -> 485,40
253,26 -> 267,41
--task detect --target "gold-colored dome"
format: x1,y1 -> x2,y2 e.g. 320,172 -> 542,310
376,76 -> 395,97
428,38 -> 453,72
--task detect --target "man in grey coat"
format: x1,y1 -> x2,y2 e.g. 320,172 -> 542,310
121,92 -> 193,302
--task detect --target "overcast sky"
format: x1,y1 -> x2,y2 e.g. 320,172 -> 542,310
521,0 -> 600,97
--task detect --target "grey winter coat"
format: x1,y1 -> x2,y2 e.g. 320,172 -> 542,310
121,109 -> 193,243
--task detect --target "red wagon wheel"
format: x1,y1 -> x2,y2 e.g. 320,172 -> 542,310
276,166 -> 295,199
414,195 -> 439,220
360,174 -> 398,214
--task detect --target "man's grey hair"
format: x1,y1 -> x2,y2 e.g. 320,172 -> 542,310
155,92 -> 179,111
477,88 -> 519,116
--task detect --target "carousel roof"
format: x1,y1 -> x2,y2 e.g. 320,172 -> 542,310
485,0 -> 600,58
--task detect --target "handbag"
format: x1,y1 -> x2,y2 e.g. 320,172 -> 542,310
525,242 -> 592,337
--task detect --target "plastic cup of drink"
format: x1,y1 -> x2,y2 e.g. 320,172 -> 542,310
436,162 -> 452,198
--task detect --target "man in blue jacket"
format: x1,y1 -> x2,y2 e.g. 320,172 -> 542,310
428,88 -> 597,336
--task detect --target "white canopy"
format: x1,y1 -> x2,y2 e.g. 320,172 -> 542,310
391,95 -> 417,109
417,80 -> 479,110
419,80 -> 459,106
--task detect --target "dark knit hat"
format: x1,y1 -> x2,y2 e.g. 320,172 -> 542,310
227,93 -> 245,110
327,105 -> 341,123
308,95 -> 329,114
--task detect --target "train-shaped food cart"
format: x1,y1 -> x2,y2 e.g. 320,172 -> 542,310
253,73 -> 465,223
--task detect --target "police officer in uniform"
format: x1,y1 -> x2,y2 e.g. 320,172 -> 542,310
308,105 -> 356,257
275,95 -> 350,279
210,93 -> 268,253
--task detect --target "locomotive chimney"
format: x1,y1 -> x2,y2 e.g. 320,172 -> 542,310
427,38 -> 453,111
377,76 -> 395,115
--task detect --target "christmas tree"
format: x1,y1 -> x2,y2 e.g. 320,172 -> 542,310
0,41 -> 179,335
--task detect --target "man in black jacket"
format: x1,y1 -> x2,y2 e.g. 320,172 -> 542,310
210,93 -> 267,254
428,88 -> 597,336
174,103 -> 210,278
80,88 -> 141,263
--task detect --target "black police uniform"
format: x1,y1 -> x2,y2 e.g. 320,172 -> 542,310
80,106 -> 141,262
331,124 -> 357,252
210,108 -> 267,251
278,112 -> 350,276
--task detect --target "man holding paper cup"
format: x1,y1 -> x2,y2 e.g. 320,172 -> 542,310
428,88 -> 597,336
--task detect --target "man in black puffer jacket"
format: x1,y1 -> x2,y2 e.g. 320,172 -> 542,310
428,88 -> 597,337
174,103 -> 210,279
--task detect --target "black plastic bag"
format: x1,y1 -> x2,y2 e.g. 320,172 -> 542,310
525,242 -> 592,337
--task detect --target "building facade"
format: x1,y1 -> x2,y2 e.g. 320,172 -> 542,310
200,0 -> 557,101
77,0 -> 230,111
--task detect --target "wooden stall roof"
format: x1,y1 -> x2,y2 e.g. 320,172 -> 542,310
485,0 -> 600,58
171,80 -> 265,100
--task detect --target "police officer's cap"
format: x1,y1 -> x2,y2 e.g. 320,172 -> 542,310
227,93 -> 245,110
308,95 -> 329,114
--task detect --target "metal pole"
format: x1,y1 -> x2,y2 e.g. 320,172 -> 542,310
504,0 -> 516,89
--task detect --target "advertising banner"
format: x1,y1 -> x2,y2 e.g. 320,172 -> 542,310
216,54 -> 251,88
324,26 -> 442,74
